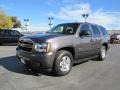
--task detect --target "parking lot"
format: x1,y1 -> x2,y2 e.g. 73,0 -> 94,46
0,44 -> 120,90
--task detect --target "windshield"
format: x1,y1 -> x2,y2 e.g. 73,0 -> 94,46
47,23 -> 79,35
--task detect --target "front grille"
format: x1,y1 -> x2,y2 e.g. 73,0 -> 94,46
18,38 -> 34,52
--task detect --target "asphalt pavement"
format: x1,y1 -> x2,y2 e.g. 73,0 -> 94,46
0,44 -> 120,90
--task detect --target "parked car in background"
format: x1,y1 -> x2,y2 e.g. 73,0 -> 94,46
16,22 -> 109,76
110,33 -> 120,43
0,29 -> 23,45
21,32 -> 33,36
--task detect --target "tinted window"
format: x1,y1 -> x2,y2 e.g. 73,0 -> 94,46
4,30 -> 16,36
99,26 -> 108,36
6,30 -> 16,35
91,25 -> 101,37
10,31 -> 14,35
4,30 -> 11,35
80,24 -> 92,37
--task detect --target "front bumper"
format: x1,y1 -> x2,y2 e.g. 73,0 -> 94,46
16,49 -> 55,69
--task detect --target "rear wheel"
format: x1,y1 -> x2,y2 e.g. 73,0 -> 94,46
98,46 -> 106,61
53,50 -> 73,76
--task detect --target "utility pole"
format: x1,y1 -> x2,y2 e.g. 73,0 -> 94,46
24,19 -> 29,32
82,14 -> 89,22
48,16 -> 54,28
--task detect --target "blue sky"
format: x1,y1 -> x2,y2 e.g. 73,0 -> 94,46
0,0 -> 120,31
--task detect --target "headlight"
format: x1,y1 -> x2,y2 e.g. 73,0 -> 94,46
34,42 -> 51,52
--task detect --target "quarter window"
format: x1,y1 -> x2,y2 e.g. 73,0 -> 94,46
99,26 -> 108,36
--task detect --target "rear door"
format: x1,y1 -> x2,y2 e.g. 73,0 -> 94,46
76,23 -> 95,59
90,25 -> 102,54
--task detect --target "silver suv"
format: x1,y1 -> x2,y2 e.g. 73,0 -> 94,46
16,22 -> 109,76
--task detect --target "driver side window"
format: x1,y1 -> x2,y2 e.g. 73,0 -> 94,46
80,24 -> 92,37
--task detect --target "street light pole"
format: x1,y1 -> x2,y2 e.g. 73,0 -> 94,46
24,19 -> 29,32
82,14 -> 89,22
48,17 -> 54,28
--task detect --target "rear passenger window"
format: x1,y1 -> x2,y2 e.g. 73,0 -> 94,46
80,24 -> 92,37
99,26 -> 108,36
91,25 -> 101,37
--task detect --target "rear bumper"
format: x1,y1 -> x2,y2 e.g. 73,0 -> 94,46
16,49 -> 55,69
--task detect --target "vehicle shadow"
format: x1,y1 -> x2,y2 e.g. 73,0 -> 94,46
0,56 -> 53,76
0,56 -> 93,77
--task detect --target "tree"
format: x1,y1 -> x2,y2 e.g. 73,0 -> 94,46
0,11 -> 13,29
0,10 -> 21,29
10,16 -> 21,28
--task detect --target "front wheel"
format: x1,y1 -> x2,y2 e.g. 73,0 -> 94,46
53,50 -> 73,76
98,46 -> 106,61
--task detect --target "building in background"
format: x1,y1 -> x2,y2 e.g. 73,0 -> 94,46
108,30 -> 120,35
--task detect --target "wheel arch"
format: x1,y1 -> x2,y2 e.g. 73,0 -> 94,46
57,46 -> 75,59
102,42 -> 108,50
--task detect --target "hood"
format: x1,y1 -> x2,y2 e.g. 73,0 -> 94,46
22,33 -> 64,42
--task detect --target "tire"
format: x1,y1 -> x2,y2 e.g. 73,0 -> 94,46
53,50 -> 73,76
98,46 -> 106,61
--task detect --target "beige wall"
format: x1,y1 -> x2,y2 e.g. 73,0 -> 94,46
108,30 -> 120,35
